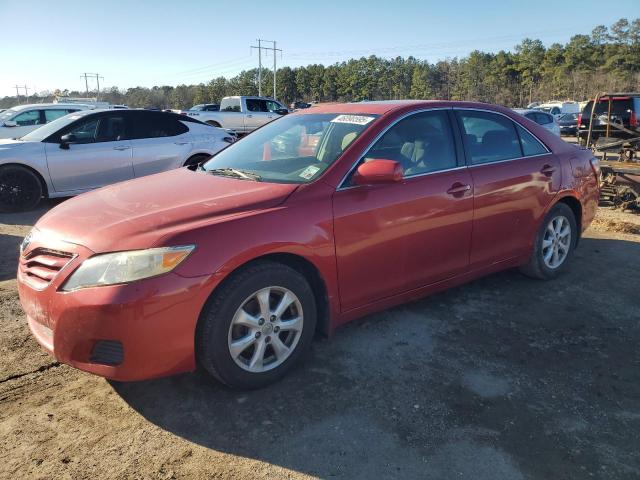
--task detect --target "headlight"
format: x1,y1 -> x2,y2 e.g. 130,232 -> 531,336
61,245 -> 195,291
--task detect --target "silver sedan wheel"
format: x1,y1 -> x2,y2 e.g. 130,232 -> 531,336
227,286 -> 304,373
542,215 -> 571,269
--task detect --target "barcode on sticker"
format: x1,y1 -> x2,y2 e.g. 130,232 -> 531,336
330,115 -> 375,125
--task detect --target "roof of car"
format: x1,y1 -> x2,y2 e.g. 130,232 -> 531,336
297,100 -> 530,116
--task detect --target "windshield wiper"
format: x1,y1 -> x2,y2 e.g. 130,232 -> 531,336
205,167 -> 262,181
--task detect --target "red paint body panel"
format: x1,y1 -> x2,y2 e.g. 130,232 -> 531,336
17,100 -> 599,381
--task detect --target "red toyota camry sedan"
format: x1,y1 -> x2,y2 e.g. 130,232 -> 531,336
17,100 -> 599,389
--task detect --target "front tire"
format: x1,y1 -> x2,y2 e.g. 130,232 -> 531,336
196,261 -> 317,389
520,203 -> 577,280
0,165 -> 43,213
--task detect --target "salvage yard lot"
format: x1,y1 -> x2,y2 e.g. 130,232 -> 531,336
1,204 -> 639,479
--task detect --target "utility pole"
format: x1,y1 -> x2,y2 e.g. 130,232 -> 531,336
251,40 -> 282,99
80,73 -> 104,100
23,85 -> 30,103
81,73 -> 90,96
14,84 -> 21,101
251,39 -> 263,96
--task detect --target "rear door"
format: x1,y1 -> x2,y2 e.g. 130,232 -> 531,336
45,112 -> 133,192
219,98 -> 246,132
128,111 -> 193,177
455,109 -> 561,268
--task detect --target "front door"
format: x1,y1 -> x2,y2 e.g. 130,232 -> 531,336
333,109 -> 474,311
45,113 -> 134,193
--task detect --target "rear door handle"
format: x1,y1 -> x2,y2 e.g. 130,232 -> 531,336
446,183 -> 471,196
540,164 -> 556,176
113,145 -> 130,151
174,141 -> 190,145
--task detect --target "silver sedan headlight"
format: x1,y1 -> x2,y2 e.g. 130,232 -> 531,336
61,245 -> 195,291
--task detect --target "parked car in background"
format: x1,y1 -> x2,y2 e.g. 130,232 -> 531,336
577,94 -> 640,145
0,109 -> 234,211
17,100 -> 599,389
290,101 -> 312,110
0,104 -> 94,139
535,101 -> 580,118
185,96 -> 288,134
513,109 -> 560,135
557,113 -> 578,136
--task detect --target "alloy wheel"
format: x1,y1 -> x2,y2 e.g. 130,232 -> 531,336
542,215 -> 571,269
227,286 -> 304,373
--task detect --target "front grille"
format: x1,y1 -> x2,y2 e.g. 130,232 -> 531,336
20,248 -> 74,289
90,340 -> 124,366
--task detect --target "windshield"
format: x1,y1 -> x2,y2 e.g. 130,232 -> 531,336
20,111 -> 89,142
0,107 -> 20,121
202,113 -> 378,184
190,104 -> 204,111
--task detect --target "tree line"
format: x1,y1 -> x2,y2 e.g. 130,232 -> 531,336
2,18 -> 638,111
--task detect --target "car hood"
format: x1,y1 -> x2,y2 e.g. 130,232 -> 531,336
0,139 -> 43,155
35,168 -> 299,252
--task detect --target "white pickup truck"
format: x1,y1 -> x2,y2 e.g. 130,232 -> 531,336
185,96 -> 288,135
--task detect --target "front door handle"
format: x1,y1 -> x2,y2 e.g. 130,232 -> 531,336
540,164 -> 556,177
174,141 -> 190,145
246,114 -> 253,118
113,145 -> 130,151
446,183 -> 471,197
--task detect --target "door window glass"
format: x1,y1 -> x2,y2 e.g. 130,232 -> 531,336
13,110 -> 42,126
266,100 -> 281,112
536,112 -> 553,125
457,110 -> 522,165
131,112 -> 188,138
44,109 -> 70,122
68,118 -> 99,143
516,125 -> 548,156
360,111 -> 457,178
246,99 -> 262,112
96,115 -> 126,142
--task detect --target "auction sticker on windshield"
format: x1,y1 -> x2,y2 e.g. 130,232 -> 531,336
330,114 -> 375,125
299,165 -> 320,180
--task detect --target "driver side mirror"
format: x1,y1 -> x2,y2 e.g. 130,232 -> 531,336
274,108 -> 289,116
59,133 -> 77,150
352,159 -> 404,186
3,120 -> 17,128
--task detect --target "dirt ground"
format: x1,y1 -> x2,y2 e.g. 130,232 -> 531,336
1,199 -> 639,480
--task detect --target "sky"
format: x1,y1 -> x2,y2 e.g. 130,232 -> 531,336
1,0 -> 638,98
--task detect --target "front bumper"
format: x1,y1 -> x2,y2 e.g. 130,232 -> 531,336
17,237 -> 217,381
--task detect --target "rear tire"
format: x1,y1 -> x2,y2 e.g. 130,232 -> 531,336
196,261 -> 317,389
0,165 -> 43,213
520,203 -> 577,280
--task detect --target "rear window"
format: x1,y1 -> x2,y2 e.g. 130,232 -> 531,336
582,98 -> 634,116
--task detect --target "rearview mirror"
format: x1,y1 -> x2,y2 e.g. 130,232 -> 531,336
59,133 -> 77,150
353,159 -> 403,186
3,120 -> 17,128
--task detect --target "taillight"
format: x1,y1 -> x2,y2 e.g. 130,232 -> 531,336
577,113 -> 582,127
631,112 -> 638,128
